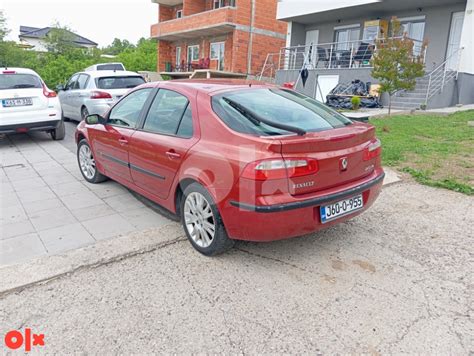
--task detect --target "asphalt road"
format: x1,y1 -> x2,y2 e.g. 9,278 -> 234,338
0,181 -> 472,354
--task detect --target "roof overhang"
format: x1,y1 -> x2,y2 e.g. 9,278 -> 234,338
277,0 -> 466,24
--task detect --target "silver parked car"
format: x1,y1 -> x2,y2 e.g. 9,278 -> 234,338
57,70 -> 145,121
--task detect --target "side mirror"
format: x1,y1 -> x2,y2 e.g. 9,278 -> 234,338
85,114 -> 106,125
56,84 -> 65,91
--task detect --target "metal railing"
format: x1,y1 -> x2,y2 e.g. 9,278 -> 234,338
425,47 -> 463,104
259,37 -> 426,80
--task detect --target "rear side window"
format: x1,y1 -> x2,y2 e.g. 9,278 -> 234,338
212,88 -> 352,136
0,74 -> 42,90
96,76 -> 145,90
143,89 -> 192,137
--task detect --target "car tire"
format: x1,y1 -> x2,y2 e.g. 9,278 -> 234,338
180,182 -> 234,256
77,139 -> 107,184
51,120 -> 65,141
81,106 -> 89,121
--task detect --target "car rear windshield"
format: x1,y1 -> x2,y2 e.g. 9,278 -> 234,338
96,64 -> 124,71
212,88 -> 352,136
96,76 -> 145,90
0,73 -> 42,90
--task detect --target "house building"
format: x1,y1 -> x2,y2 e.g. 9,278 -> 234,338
274,0 -> 473,109
150,0 -> 287,77
19,26 -> 98,52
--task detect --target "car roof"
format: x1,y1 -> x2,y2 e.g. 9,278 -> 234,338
0,67 -> 41,76
153,79 -> 276,95
76,70 -> 142,78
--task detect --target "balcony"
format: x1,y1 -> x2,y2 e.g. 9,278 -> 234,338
151,7 -> 237,41
151,0 -> 183,5
262,37 -> 426,73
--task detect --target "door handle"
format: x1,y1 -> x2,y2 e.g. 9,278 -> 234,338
166,150 -> 181,160
118,137 -> 128,145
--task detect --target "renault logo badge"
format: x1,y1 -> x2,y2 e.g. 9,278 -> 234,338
340,157 -> 348,171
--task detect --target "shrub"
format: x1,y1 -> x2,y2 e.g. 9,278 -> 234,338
351,96 -> 361,110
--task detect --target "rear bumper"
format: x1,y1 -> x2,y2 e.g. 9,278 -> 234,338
222,170 -> 385,241
84,99 -> 114,116
0,120 -> 62,134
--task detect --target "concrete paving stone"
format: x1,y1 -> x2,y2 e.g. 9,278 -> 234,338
103,193 -> 146,212
4,166 -> 39,181
60,191 -> 104,210
0,220 -> 35,240
0,155 -> 28,167
82,213 -> 136,240
41,172 -> 78,185
16,185 -> 55,204
70,203 -> 117,222
23,152 -> 53,164
0,191 -> 21,207
10,177 -> 48,191
51,181 -> 91,197
0,181 -> 14,195
30,160 -> 63,173
35,166 -> 71,177
0,204 -> 28,224
119,207 -> 170,230
38,223 -> 95,254
29,206 -> 78,232
84,181 -> 129,198
22,198 -> 65,215
0,233 -> 47,266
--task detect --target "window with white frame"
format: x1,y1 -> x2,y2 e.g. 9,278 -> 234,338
213,0 -> 223,9
334,25 -> 361,51
176,10 -> 183,19
176,47 -> 182,66
187,45 -> 199,62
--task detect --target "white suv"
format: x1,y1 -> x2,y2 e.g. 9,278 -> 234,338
0,68 -> 64,140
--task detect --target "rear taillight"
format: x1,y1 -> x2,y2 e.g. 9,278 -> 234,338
363,138 -> 382,161
242,158 -> 318,181
3,70 -> 16,74
42,84 -> 57,98
90,91 -> 112,99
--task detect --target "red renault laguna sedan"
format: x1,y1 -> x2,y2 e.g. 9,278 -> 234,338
75,80 -> 384,255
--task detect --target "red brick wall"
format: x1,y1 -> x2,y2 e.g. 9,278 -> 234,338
184,0 -> 206,15
153,1 -> 287,74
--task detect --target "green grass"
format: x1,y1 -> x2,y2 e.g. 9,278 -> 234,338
370,111 -> 474,195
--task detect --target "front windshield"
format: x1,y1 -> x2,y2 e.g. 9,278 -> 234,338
212,88 -> 352,136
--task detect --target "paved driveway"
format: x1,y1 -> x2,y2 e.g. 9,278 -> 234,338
0,122 -> 169,266
0,182 -> 472,354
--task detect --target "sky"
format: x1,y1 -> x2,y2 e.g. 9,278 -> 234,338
1,0 -> 157,47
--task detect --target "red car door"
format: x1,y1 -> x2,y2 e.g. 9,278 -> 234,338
88,88 -> 154,182
129,89 -> 198,199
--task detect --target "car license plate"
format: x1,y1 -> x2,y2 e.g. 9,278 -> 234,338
320,194 -> 363,223
2,98 -> 33,107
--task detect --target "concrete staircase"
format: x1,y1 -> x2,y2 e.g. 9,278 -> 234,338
390,49 -> 463,111
390,76 -> 432,110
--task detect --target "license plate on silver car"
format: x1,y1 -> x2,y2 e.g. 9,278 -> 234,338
320,194 -> 363,223
2,98 -> 33,107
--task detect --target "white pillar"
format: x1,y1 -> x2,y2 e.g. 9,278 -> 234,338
459,0 -> 474,74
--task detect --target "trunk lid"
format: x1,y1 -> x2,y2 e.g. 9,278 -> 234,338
276,123 -> 377,195
0,88 -> 48,114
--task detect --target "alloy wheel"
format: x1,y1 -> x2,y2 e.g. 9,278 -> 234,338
79,144 -> 96,179
184,192 -> 216,248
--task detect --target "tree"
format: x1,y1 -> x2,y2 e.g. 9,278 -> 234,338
0,10 -> 9,41
44,23 -> 78,54
104,38 -> 135,55
371,17 -> 427,115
